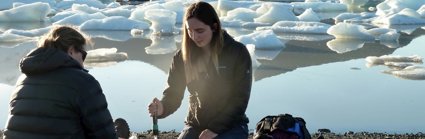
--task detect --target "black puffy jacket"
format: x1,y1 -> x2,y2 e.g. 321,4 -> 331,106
4,47 -> 117,139
160,31 -> 252,134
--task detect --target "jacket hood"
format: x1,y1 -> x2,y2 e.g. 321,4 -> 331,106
20,47 -> 84,75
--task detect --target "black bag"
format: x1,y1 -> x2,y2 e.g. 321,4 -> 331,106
254,114 -> 311,139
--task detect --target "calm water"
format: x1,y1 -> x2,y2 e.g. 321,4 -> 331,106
1,23 -> 425,134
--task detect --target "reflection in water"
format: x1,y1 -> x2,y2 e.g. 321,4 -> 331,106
327,39 -> 367,54
145,35 -> 177,55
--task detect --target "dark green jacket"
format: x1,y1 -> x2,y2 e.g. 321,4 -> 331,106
4,47 -> 117,139
160,31 -> 252,134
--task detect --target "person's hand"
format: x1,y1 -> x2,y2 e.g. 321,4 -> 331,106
199,129 -> 217,139
148,98 -> 164,117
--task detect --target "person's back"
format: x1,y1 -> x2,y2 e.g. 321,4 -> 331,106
3,26 -> 117,139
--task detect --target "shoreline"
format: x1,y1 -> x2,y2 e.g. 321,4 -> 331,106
2,130 -> 425,139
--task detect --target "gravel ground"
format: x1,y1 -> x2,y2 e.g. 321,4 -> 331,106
2,129 -> 425,139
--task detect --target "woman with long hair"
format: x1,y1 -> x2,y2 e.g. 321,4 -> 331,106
148,2 -> 252,139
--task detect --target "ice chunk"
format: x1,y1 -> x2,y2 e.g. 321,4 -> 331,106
327,23 -> 374,40
53,12 -> 107,26
365,55 -> 423,65
85,47 -> 128,63
145,35 -> 177,55
79,16 -> 149,31
56,0 -> 106,11
246,44 -> 261,69
129,3 -> 164,23
292,2 -> 347,14
50,11 -> 77,23
235,30 -> 284,50
0,32 -> 33,42
72,3 -> 101,14
222,8 -> 258,22
297,8 -> 320,22
383,66 -> 425,80
418,5 -> 425,18
144,9 -> 177,35
340,0 -> 368,7
85,31 -> 132,42
376,0 -> 425,16
254,3 -> 298,24
0,2 -> 50,22
162,1 -> 184,24
101,7 -> 132,18
373,14 -> 425,25
257,21 -> 331,34
4,26 -> 51,37
217,0 -> 258,16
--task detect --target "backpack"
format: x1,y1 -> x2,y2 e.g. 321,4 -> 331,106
254,114 -> 311,139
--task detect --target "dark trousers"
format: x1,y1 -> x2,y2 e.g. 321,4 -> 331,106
178,124 -> 249,139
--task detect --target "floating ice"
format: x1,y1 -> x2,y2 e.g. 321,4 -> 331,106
376,0 -> 425,16
0,2 -> 50,22
162,1 -> 185,24
221,20 -> 271,28
53,12 -> 107,26
327,23 -> 374,40
144,9 -> 176,35
222,8 -> 258,22
340,0 -> 368,7
365,55 -> 423,65
85,30 -> 132,42
254,3 -> 298,24
246,44 -> 261,69
292,2 -> 347,14
4,26 -> 51,37
297,8 -> 320,22
257,21 -> 331,34
0,32 -> 33,42
80,16 -> 149,31
327,39 -> 366,54
217,0 -> 258,16
235,30 -> 284,50
50,11 -> 77,23
384,62 -> 415,70
334,12 -> 376,23
418,5 -> 425,18
85,47 -> 128,63
365,27 -> 400,44
101,7 -> 132,18
145,35 -> 177,55
14,0 -> 56,9
129,3 -> 164,23
373,14 -> 425,25
383,66 -> 425,80
72,4 -> 101,14
56,0 -> 106,11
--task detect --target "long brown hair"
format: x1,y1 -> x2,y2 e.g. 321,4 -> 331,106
182,1 -> 224,83
38,25 -> 90,52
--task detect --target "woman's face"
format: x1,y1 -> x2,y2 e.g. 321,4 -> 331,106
186,17 -> 214,48
68,47 -> 87,67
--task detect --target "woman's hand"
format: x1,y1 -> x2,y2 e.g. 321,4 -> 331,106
148,98 -> 164,117
199,129 -> 217,139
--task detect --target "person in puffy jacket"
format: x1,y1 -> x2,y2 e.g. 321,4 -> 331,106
148,1 -> 252,139
3,25 -> 117,139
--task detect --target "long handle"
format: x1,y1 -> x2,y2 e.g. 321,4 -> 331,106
153,114 -> 159,138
